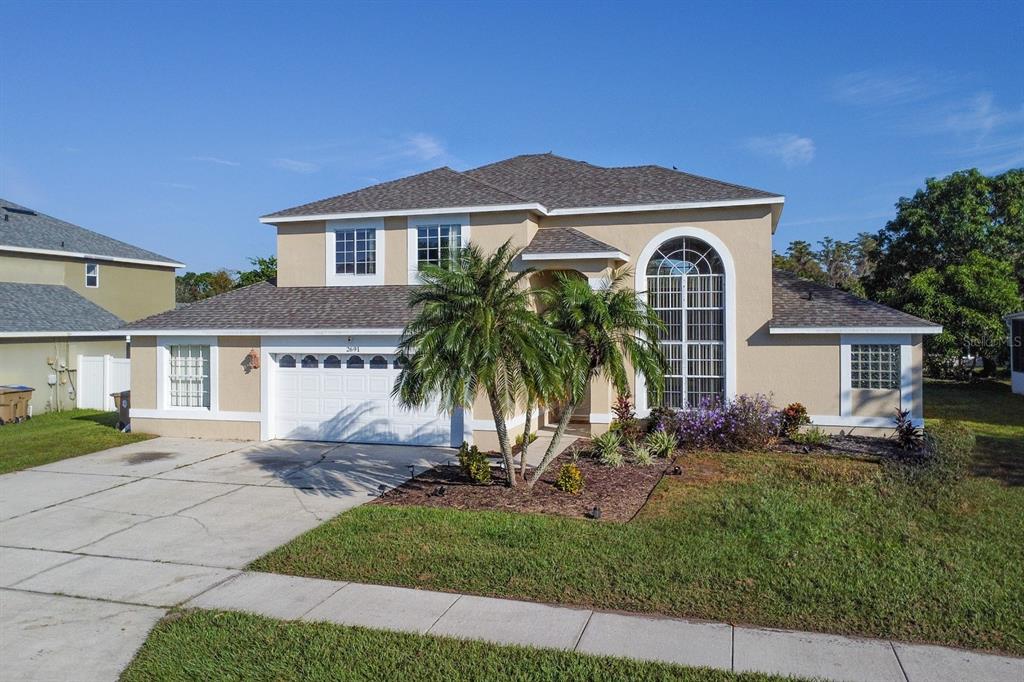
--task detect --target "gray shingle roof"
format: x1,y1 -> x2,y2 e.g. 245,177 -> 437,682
0,282 -> 124,333
522,227 -> 623,256
263,153 -> 781,219
120,282 -> 418,331
770,270 -> 940,330
0,199 -> 182,266
263,168 -> 527,219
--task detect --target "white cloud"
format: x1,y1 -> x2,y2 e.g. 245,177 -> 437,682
744,133 -> 816,168
401,133 -> 446,161
273,158 -> 320,174
832,70 -> 937,106
932,92 -> 1024,137
190,155 -> 240,167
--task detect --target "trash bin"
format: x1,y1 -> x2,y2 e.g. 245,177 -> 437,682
0,385 -> 34,425
111,390 -> 131,431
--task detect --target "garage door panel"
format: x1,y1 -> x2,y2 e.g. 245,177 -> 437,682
274,355 -> 452,446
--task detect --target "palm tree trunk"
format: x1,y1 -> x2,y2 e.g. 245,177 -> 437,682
526,400 -> 577,488
519,399 -> 534,479
486,389 -> 517,487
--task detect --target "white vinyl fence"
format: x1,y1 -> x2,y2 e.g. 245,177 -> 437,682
77,354 -> 131,410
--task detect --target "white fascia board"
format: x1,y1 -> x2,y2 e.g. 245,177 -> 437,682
0,330 -> 129,339
260,203 -> 546,224
769,326 -> 942,335
259,196 -> 786,224
0,245 -> 185,269
521,251 -> 629,261
105,327 -> 406,337
544,196 -> 785,216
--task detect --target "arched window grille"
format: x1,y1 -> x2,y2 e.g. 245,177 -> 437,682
278,354 -> 296,368
646,237 -> 725,408
301,355 -> 319,368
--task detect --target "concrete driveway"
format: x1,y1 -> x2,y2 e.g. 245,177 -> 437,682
0,437 -> 451,681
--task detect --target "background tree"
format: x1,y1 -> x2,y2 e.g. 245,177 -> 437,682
237,256 -> 278,287
773,240 -> 826,283
175,269 -> 235,304
866,168 -> 1023,376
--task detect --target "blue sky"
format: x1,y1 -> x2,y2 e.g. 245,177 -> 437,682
2,1 -> 1022,273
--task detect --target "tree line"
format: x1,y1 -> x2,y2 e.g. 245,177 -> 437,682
175,256 -> 277,304
773,168 -> 1023,377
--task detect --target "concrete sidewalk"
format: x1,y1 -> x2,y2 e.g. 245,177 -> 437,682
185,571 -> 1023,682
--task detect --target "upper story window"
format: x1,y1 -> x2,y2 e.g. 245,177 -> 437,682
417,223 -> 461,270
851,344 -> 900,390
169,344 -> 210,408
335,228 -> 376,275
85,262 -> 99,288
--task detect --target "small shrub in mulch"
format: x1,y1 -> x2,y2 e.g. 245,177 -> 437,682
375,442 -> 666,522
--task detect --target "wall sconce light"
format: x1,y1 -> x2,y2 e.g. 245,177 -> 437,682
247,348 -> 261,370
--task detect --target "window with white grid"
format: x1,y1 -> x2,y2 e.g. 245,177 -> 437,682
335,228 -> 376,275
169,345 -> 210,408
646,237 -> 725,408
416,224 -> 461,270
851,344 -> 900,389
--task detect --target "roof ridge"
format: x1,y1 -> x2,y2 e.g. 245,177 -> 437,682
771,269 -> 938,326
665,166 -> 781,197
559,226 -> 618,249
450,169 -> 530,203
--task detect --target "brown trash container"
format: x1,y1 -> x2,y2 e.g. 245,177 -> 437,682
111,390 -> 131,431
0,386 -> 34,425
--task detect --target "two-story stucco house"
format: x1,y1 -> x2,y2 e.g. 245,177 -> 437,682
121,154 -> 940,448
0,200 -> 182,414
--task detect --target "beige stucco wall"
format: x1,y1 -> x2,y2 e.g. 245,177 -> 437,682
383,216 -> 408,284
0,336 -> 128,413
217,336 -> 261,412
851,389 -> 900,417
2,252 -> 175,322
276,221 -> 327,287
131,417 -> 259,440
130,337 -> 158,409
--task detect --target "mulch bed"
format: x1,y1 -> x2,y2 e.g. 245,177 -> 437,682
375,441 -> 669,523
775,433 -> 907,460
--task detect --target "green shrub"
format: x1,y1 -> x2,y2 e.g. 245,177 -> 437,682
631,444 -> 654,466
514,431 -> 538,449
779,402 -> 810,437
791,426 -> 830,447
645,429 -> 677,458
883,420 -> 975,500
554,462 -> 584,494
457,442 -> 492,484
592,431 -> 623,467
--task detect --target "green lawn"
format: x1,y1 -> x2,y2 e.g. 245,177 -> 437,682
0,409 -> 153,475
122,610 -> 793,682
252,380 -> 1024,655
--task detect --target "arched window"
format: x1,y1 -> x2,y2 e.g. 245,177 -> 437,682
369,355 -> 388,369
323,355 -> 341,369
393,355 -> 409,369
278,354 -> 296,368
301,355 -> 319,368
346,355 -> 364,369
646,237 -> 725,408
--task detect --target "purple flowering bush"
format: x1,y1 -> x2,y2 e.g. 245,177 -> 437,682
670,394 -> 782,451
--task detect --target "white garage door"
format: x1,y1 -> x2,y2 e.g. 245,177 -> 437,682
272,353 -> 453,445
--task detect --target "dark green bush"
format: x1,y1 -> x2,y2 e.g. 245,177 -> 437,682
457,442 -> 492,484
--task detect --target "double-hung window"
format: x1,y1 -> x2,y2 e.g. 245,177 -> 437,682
85,262 -> 99,288
416,223 -> 461,270
335,228 -> 376,275
850,344 -> 900,389
168,344 -> 210,408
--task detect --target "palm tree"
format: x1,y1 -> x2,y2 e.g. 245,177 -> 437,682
393,240 -> 563,487
527,269 -> 666,488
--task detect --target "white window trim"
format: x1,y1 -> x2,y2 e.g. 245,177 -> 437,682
85,262 -> 99,288
406,214 -> 470,284
156,336 -> 218,414
325,217 -> 385,286
839,334 -> 912,418
633,226 -> 737,417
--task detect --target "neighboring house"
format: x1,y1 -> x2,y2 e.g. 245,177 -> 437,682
121,153 -> 940,448
1008,312 -> 1024,395
0,200 -> 183,413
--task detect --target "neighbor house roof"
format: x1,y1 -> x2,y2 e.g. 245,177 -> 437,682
0,199 -> 184,268
521,227 -> 626,260
769,270 -> 942,333
0,282 -> 125,336
261,153 -> 783,222
119,282 -> 418,333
